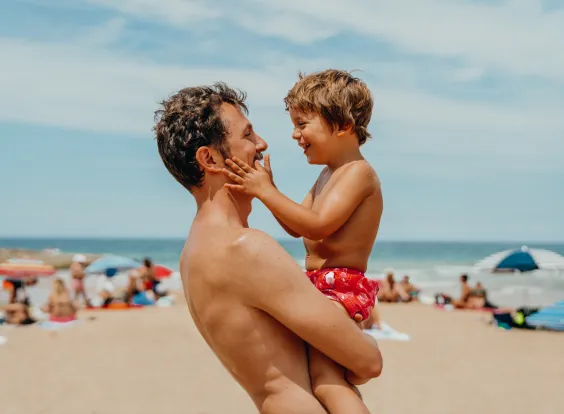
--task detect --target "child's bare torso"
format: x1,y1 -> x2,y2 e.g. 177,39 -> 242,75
304,161 -> 382,272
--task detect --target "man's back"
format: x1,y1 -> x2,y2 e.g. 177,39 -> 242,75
181,216 -> 328,414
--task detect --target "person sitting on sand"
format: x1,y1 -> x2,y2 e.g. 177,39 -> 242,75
42,278 -> 78,322
400,275 -> 420,301
466,282 -> 497,310
378,271 -> 410,302
155,82 -> 382,414
3,302 -> 36,326
94,268 -> 118,308
435,274 -> 472,309
124,269 -> 146,304
137,257 -> 163,298
2,277 -> 37,305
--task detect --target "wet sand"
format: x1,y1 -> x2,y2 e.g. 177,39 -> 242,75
1,299 -> 563,414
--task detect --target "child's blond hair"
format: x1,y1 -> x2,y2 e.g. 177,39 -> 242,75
284,69 -> 373,145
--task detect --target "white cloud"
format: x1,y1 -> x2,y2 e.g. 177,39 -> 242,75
0,37 -> 294,134
88,0 -> 221,24
0,32 -> 562,157
0,1 -> 562,165
86,0 -> 564,81
78,17 -> 127,46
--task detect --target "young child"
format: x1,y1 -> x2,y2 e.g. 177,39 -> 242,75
222,69 -> 382,414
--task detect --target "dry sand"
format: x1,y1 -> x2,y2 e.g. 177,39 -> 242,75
1,298 -> 563,414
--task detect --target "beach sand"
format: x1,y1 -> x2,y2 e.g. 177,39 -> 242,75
1,298 -> 563,414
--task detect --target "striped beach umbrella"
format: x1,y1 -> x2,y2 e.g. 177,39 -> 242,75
525,300 -> 564,331
474,246 -> 564,272
0,258 -> 56,278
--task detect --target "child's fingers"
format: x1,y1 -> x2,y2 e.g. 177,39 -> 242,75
222,169 -> 245,184
225,159 -> 246,176
232,157 -> 253,173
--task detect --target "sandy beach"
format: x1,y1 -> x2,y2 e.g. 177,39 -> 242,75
1,296 -> 562,414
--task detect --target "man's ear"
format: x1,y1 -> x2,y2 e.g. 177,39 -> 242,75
195,147 -> 223,173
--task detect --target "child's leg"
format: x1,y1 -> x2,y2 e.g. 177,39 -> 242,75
308,302 -> 370,414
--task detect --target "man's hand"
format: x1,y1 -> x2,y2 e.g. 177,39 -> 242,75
223,156 -> 275,198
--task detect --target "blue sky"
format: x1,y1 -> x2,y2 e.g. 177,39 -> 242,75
1,0 -> 563,241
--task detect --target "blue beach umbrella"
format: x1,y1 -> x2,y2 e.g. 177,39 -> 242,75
473,246 -> 564,273
525,300 -> 564,331
85,255 -> 140,274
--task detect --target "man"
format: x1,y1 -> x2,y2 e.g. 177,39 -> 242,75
138,257 -> 161,297
155,83 -> 383,413
435,274 -> 472,308
399,275 -> 420,302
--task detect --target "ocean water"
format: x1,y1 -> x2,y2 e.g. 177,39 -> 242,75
1,238 -> 564,308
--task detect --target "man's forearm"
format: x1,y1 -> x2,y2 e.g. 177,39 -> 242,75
345,370 -> 373,385
346,334 -> 383,384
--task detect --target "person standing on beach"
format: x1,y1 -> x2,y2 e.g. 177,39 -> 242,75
155,83 -> 383,414
222,69 -> 381,413
70,254 -> 91,307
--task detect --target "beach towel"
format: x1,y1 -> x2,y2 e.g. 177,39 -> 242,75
433,304 -> 496,312
363,322 -> 411,341
132,292 -> 155,306
36,319 -> 82,331
525,300 -> 564,331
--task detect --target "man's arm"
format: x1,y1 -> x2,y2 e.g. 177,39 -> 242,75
230,231 -> 383,380
259,163 -> 376,240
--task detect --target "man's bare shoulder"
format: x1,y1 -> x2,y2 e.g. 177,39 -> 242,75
227,229 -> 300,300
231,228 -> 288,261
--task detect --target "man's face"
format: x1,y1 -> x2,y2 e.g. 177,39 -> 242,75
220,103 -> 267,167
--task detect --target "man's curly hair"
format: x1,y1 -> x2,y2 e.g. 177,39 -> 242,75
154,83 -> 248,190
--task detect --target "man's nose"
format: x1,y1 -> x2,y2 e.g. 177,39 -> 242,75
291,129 -> 301,140
256,134 -> 268,152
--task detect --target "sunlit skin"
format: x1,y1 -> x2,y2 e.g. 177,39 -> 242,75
222,107 -> 383,414
183,103 -> 382,414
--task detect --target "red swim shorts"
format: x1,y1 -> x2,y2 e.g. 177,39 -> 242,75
305,268 -> 379,321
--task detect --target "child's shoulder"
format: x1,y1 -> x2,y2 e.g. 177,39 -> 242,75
341,160 -> 380,185
320,160 -> 380,197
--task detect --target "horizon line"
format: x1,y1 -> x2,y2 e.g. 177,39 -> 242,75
1,236 -> 563,244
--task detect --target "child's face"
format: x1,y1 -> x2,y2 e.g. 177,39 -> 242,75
289,108 -> 335,165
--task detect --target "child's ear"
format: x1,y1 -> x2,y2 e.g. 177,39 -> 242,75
336,122 -> 354,137
195,147 -> 223,173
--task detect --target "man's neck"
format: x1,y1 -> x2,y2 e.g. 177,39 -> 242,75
195,187 -> 252,229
